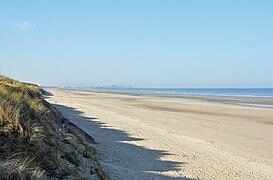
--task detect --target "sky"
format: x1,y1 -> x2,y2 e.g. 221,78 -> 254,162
0,1 -> 273,88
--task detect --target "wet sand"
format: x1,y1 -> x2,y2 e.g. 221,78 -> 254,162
46,89 -> 273,179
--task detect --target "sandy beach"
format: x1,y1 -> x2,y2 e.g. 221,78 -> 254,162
46,89 -> 273,179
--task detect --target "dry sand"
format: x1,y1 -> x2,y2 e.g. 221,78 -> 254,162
46,89 -> 273,179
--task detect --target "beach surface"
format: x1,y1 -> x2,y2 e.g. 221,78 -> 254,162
46,89 -> 273,179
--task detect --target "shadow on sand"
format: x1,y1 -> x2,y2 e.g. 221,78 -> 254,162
52,103 -> 193,180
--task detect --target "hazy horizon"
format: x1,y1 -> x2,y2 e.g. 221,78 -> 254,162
1,1 -> 273,88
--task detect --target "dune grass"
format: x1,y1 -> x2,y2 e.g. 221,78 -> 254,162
0,75 -> 109,179
0,75 -> 65,179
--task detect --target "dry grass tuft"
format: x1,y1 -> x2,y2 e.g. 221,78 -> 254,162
0,156 -> 46,180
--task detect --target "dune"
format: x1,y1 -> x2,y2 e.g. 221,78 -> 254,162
0,76 -> 106,179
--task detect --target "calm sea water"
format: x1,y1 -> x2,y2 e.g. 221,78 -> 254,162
91,88 -> 273,98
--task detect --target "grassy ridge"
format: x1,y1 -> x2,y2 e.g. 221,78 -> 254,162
0,76 -> 106,179
0,75 -> 64,179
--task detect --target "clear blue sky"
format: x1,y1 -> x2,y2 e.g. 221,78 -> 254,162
0,1 -> 273,88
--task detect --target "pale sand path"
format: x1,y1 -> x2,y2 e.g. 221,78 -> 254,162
46,89 -> 273,179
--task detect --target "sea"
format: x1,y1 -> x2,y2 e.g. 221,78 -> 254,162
86,88 -> 273,108
90,88 -> 273,98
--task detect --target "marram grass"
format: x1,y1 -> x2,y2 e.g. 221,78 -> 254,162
0,75 -> 64,179
0,75 -> 107,179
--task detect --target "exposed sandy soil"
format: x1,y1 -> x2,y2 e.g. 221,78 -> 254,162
46,89 -> 273,180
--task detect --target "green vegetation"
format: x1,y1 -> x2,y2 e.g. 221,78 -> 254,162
0,75 -> 106,179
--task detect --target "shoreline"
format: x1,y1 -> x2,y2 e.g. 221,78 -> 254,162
46,88 -> 273,109
46,89 -> 273,179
